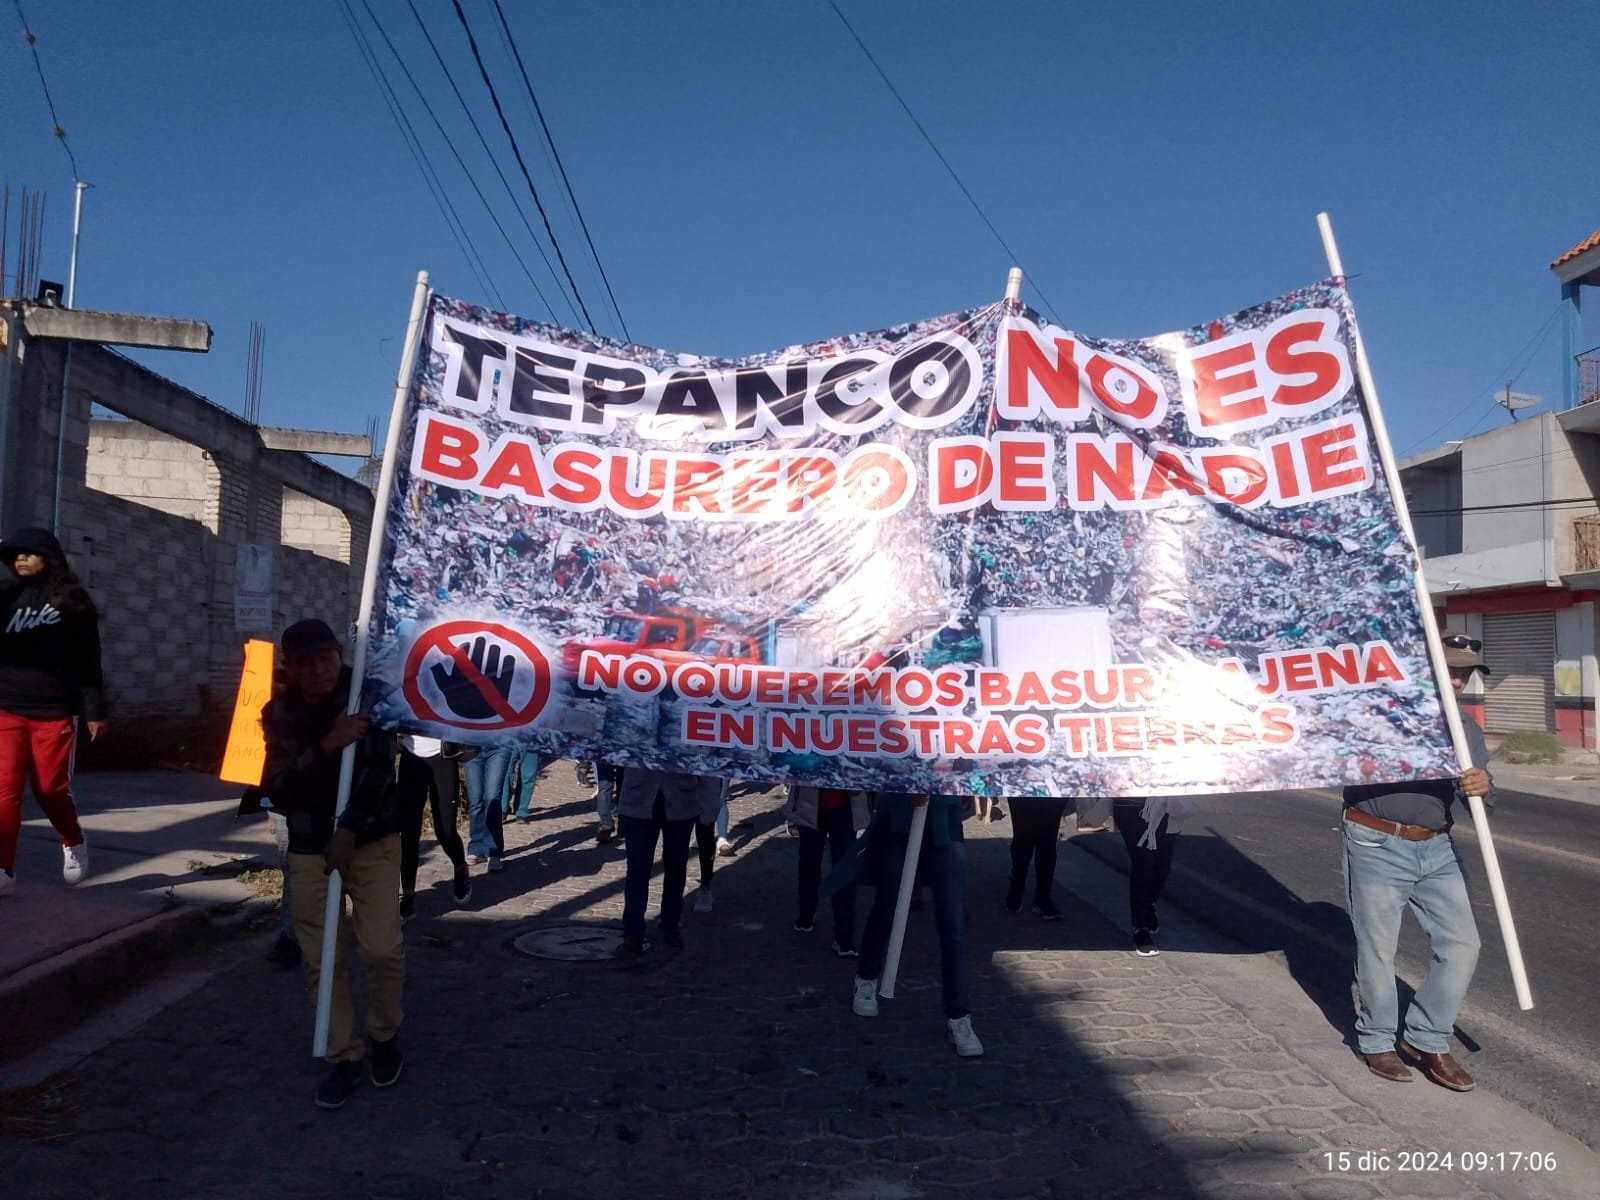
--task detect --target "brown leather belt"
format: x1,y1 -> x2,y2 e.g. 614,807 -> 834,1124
1344,807 -> 1445,842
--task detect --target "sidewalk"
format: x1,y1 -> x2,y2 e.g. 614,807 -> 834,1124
4,765 -> 1594,1200
1,770 -> 279,1062
1484,743 -> 1600,806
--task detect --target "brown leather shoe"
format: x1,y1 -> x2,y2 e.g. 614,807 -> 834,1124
1362,1051 -> 1413,1082
1398,1040 -> 1475,1092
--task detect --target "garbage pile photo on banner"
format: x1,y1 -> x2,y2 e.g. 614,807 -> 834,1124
362,280 -> 1458,797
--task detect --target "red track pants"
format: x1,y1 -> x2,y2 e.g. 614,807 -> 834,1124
0,709 -> 84,872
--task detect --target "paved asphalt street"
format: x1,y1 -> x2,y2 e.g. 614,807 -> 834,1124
1072,786 -> 1600,1149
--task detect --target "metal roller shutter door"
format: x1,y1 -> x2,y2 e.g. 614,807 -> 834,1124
1482,612 -> 1555,733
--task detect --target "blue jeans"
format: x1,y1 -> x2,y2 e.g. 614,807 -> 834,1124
858,813 -> 971,1019
595,762 -> 621,832
502,751 -> 544,819
463,749 -> 510,858
270,813 -> 293,937
1342,821 -> 1480,1055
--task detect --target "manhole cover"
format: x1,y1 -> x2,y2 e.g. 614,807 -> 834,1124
512,924 -> 622,961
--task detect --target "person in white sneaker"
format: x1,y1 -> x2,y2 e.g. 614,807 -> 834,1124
0,529 -> 107,892
850,793 -> 982,1057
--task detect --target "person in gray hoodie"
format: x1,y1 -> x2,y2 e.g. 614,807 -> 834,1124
615,766 -> 722,957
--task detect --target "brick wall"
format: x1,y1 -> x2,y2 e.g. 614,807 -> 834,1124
86,419 -> 217,527
282,488 -> 352,561
1,336 -> 373,762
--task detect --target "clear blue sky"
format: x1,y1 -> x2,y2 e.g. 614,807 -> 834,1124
5,0 -> 1596,463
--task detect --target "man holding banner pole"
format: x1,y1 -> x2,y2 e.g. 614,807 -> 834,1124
263,619 -> 406,1110
1342,639 -> 1494,1090
310,270 -> 432,1075
1318,212 -> 1533,1085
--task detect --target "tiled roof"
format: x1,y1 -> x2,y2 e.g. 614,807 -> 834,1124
1551,227 -> 1600,270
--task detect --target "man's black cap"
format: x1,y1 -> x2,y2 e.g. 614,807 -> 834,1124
281,618 -> 341,661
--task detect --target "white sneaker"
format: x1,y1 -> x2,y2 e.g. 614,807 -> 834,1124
715,836 -> 734,857
947,1015 -> 984,1057
852,977 -> 880,1018
0,868 -> 14,896
62,843 -> 89,886
693,886 -> 714,914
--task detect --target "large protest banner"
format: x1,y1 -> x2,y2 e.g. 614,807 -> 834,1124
361,282 -> 1459,797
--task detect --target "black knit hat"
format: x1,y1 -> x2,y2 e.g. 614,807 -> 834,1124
0,527 -> 65,562
281,618 -> 341,662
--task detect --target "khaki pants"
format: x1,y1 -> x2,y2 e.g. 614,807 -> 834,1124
288,834 -> 405,1062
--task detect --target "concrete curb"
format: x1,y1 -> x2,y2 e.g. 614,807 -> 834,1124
0,896 -> 271,1071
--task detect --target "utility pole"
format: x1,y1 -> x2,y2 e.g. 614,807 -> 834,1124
52,181 -> 90,533
66,181 -> 88,307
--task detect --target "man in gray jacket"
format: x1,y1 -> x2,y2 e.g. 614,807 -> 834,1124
1342,635 -> 1494,1092
616,766 -> 722,958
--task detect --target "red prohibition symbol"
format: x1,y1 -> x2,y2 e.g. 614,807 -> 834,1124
402,620 -> 552,731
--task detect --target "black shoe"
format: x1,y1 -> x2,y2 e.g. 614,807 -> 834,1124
1133,928 -> 1159,957
793,918 -> 815,933
399,892 -> 417,924
314,1060 -> 365,1110
596,827 -> 613,845
451,866 -> 472,905
265,931 -> 302,968
831,940 -> 858,959
1003,885 -> 1024,914
369,1035 -> 404,1088
659,926 -> 684,950
1033,898 -> 1063,921
614,935 -> 650,961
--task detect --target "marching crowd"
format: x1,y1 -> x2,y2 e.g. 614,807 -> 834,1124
0,531 -> 1494,1114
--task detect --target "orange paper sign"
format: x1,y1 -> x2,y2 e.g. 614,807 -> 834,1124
220,639 -> 275,785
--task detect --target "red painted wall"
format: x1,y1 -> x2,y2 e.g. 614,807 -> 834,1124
1444,587 -> 1598,616
1554,706 -> 1596,749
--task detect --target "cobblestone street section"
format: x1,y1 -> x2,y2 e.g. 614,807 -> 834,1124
5,767 -> 1588,1199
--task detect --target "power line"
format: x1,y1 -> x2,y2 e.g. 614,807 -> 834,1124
357,0 -> 560,321
1411,496 -> 1597,516
1397,303 -> 1563,456
486,10 -> 584,259
449,0 -> 599,335
10,0 -> 79,178
335,0 -> 506,308
402,0 -> 580,326
1457,312 -> 1563,443
337,0 -> 497,303
488,0 -> 631,343
825,1 -> 1062,324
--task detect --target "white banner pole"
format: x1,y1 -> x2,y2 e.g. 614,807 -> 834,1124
313,270 -> 433,1057
1315,215 -> 1532,1012
877,800 -> 928,1000
881,266 -> 1024,1001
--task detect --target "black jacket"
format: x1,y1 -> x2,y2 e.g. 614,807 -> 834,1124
0,543 -> 106,722
259,667 -> 400,854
